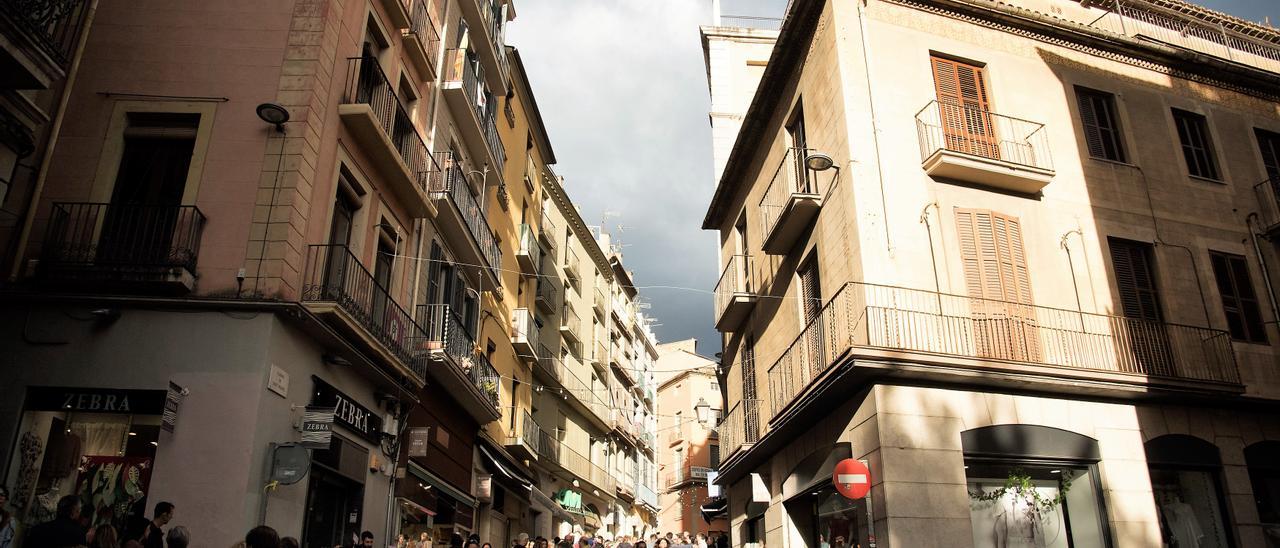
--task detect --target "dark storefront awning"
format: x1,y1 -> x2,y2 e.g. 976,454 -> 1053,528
478,442 -> 534,491
700,496 -> 727,523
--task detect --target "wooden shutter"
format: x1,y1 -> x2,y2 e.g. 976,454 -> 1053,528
798,256 -> 824,375
1108,238 -> 1162,322
931,55 -> 997,159
1211,252 -> 1267,343
955,209 -> 1032,304
1256,128 -> 1280,180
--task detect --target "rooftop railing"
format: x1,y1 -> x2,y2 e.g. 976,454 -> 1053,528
1087,0 -> 1280,74
915,100 -> 1052,171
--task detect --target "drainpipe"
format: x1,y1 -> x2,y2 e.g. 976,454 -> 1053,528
8,0 -> 99,281
919,202 -> 942,304
1246,213 -> 1280,327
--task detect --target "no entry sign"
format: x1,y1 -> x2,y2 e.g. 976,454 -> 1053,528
832,458 -> 871,499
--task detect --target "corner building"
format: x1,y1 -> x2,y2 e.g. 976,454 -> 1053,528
702,0 -> 1280,547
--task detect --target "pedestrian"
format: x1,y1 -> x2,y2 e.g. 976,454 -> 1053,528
90,524 -> 120,548
143,501 -> 176,548
281,538 -> 300,548
557,535 -> 574,548
244,525 -> 280,548
715,536 -> 728,548
515,532 -> 529,548
362,530 -> 376,547
653,539 -> 670,548
634,541 -> 647,548
696,533 -> 707,548
0,487 -> 13,548
166,526 -> 190,548
24,494 -> 86,547
482,542 -> 493,548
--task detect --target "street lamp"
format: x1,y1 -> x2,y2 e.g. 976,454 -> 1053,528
695,397 -> 711,425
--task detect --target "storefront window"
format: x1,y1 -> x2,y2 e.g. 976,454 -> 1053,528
3,387 -> 166,546
790,486 -> 872,548
966,462 -> 1107,548
1146,435 -> 1232,548
1244,441 -> 1280,547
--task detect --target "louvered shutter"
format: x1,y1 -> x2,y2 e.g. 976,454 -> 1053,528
1109,239 -> 1163,322
1256,129 -> 1280,180
931,55 -> 997,159
955,210 -> 1032,304
1077,91 -> 1106,159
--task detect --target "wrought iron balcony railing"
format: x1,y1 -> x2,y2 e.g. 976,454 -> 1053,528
719,398 -> 762,460
41,202 -> 206,279
429,153 -> 501,274
343,56 -> 438,189
504,408 -> 540,455
301,244 -> 428,380
564,245 -> 581,283
444,48 -> 505,175
406,0 -> 441,76
915,100 -> 1052,172
417,302 -> 500,410
759,147 -> 825,253
536,272 -> 561,313
714,254 -> 757,331
593,286 -> 609,318
2,0 -> 89,68
766,282 -> 1240,420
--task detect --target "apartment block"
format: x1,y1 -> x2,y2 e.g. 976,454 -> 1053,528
0,0 -> 658,546
702,0 -> 1280,547
655,339 -> 729,538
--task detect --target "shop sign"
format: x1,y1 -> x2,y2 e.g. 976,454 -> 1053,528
161,382 -> 187,433
407,427 -> 431,457
302,406 -> 336,449
476,474 -> 493,501
310,377 -> 383,443
26,386 -> 167,414
268,364 -> 289,397
832,458 -> 871,500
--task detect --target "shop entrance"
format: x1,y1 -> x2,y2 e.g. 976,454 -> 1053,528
786,486 -> 874,548
302,435 -> 367,548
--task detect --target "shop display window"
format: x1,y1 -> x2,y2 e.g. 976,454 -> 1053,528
965,462 -> 1108,548
1149,469 -> 1230,548
1244,442 -> 1280,547
783,485 -> 873,548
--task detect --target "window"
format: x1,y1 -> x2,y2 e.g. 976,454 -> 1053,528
931,54 -> 998,159
786,102 -> 811,192
1172,109 -> 1220,180
1146,435 -> 1234,548
1245,442 -> 1280,532
798,254 -> 823,367
709,444 -> 721,468
1256,128 -> 1280,180
955,210 -> 1037,361
1210,252 -> 1267,343
1108,238 -> 1163,322
1075,87 -> 1126,162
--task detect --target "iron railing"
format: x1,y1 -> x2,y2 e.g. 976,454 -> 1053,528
41,202 -> 206,276
407,0 -> 441,75
444,48 -> 506,175
915,100 -> 1053,171
429,152 -> 502,273
536,273 -> 560,311
564,245 -> 581,283
511,307 -> 540,358
664,466 -> 712,489
536,354 -> 611,427
417,302 -> 499,409
719,398 -> 762,460
470,0 -> 510,82
518,223 -> 540,274
1254,177 -> 1280,232
759,147 -> 824,241
343,57 -> 438,189
505,408 -> 540,453
1,0 -> 89,68
767,282 -> 1240,417
594,286 -> 609,318
536,427 -> 561,463
470,352 -> 501,408
714,254 -> 756,324
539,210 -> 558,262
561,302 -> 581,335
1086,0 -> 1280,74
302,245 -> 428,380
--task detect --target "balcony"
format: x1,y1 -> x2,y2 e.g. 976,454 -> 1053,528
511,308 -> 540,361
663,466 -> 712,491
759,147 -> 825,255
442,49 -> 505,175
765,282 -> 1240,425
560,303 -> 582,343
429,153 -> 501,290
455,0 -> 510,94
378,0 -> 410,29
714,254 -> 758,332
0,0 -> 88,88
339,57 -> 436,218
593,286 -> 609,320
536,270 -> 561,313
592,340 -> 609,368
638,484 -> 658,511
719,398 -> 762,461
39,202 -> 206,293
1254,177 -> 1280,236
915,100 -> 1054,194
540,208 -> 557,257
516,223 -> 540,276
300,244 -> 427,383
610,341 -> 636,387
504,408 -> 541,462
403,0 -> 441,79
1086,0 -> 1280,74
417,303 -> 503,423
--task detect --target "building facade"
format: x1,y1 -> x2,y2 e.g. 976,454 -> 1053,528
655,339 -> 728,539
0,0 -> 658,547
702,0 -> 1280,547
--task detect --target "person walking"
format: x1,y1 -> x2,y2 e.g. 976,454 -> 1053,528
165,526 -> 189,548
24,495 -> 86,547
244,525 -> 280,548
90,524 -> 120,548
361,530 -> 376,547
143,501 -> 175,548
281,537 -> 300,548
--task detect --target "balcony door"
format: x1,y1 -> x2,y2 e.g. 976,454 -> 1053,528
955,209 -> 1038,362
101,113 -> 198,266
1108,238 -> 1173,376
798,255 -> 825,380
322,188 -> 357,301
785,104 -> 811,193
931,55 -> 999,160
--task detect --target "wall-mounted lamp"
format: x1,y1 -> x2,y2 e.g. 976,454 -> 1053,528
804,152 -> 836,172
256,103 -> 290,133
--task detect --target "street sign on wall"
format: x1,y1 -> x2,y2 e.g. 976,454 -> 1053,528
832,458 -> 871,500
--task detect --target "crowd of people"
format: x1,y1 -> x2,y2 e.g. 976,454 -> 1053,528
391,530 -> 730,548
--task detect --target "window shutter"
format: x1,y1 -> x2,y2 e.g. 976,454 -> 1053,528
1256,128 -> 1280,180
955,209 -> 1032,304
1077,92 -> 1106,159
1109,239 -> 1163,322
931,56 -> 963,107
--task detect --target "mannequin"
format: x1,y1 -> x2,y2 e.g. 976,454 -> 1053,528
1159,492 -> 1204,548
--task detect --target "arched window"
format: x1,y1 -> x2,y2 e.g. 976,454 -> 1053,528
1145,434 -> 1233,547
962,425 -> 1110,548
1245,441 -> 1280,539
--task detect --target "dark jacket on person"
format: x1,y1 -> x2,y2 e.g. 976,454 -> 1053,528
24,517 -> 86,548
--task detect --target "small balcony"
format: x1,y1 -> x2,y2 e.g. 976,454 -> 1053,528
610,341 -> 635,387
759,147 -> 825,255
592,340 -> 609,368
593,286 -> 609,320
664,466 -> 712,491
1253,177 -> 1280,236
915,100 -> 1054,194
417,303 -> 503,423
300,244 -> 427,384
766,282 -> 1241,426
403,0 -> 441,79
442,49 -> 505,175
378,0 -> 411,29
638,484 -> 658,512
429,152 -> 502,290
456,0 -> 510,94
339,56 -> 436,218
516,223 -> 540,276
719,398 -> 762,461
39,202 -> 206,293
0,0 -> 88,88
511,308 -> 540,361
560,303 -> 582,343
563,246 -> 581,286
539,207 -> 557,256
504,408 -> 541,462
536,272 -> 560,313
714,254 -> 758,332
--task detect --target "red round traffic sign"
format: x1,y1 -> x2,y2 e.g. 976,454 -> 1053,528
832,458 -> 871,500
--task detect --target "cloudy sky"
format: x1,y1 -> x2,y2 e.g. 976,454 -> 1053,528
507,0 -> 1278,357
